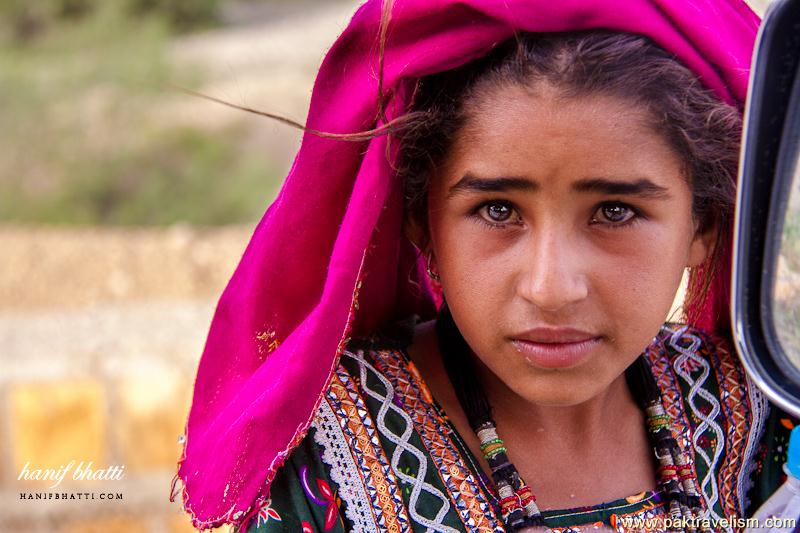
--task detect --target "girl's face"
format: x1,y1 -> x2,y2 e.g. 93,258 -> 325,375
426,84 -> 713,406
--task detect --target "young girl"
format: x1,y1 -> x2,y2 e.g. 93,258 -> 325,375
172,0 -> 797,531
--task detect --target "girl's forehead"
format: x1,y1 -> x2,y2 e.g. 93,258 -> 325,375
459,84 -> 651,141
441,86 -> 684,190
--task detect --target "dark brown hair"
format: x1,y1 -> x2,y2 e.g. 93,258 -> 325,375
396,31 -> 742,322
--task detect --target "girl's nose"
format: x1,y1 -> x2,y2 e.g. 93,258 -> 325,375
516,229 -> 589,313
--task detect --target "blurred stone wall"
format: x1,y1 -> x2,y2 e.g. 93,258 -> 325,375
0,225 -> 250,532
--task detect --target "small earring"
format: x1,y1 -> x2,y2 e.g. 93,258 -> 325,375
426,253 -> 440,281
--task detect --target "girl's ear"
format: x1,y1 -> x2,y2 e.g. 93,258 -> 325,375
687,220 -> 717,268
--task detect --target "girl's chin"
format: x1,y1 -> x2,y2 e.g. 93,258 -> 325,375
512,379 -> 610,408
501,363 -> 622,407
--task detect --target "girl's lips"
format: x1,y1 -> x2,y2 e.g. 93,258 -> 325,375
510,336 -> 602,369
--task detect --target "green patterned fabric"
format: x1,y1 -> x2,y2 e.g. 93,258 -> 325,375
242,325 -> 795,533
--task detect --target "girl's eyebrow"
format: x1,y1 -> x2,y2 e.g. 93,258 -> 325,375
447,174 -> 537,196
573,177 -> 672,198
448,173 -> 672,199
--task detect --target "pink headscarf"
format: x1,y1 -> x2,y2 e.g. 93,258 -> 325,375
172,0 -> 758,529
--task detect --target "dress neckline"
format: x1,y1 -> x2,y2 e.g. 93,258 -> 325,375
391,343 -> 666,526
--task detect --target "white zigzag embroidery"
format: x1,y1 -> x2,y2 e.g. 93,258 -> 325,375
312,398 -> 379,532
669,326 -> 727,527
737,372 -> 769,512
344,349 -> 460,533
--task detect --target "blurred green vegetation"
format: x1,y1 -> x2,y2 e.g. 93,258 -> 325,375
784,210 -> 800,271
0,0 -> 220,41
0,0 -> 282,226
776,297 -> 800,366
776,206 -> 800,366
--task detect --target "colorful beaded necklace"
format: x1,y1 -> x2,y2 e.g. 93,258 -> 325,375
435,305 -> 709,533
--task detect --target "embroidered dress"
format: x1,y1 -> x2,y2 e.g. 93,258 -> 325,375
242,325 -> 796,533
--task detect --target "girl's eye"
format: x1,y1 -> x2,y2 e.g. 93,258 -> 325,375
591,203 -> 637,225
478,201 -> 520,225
